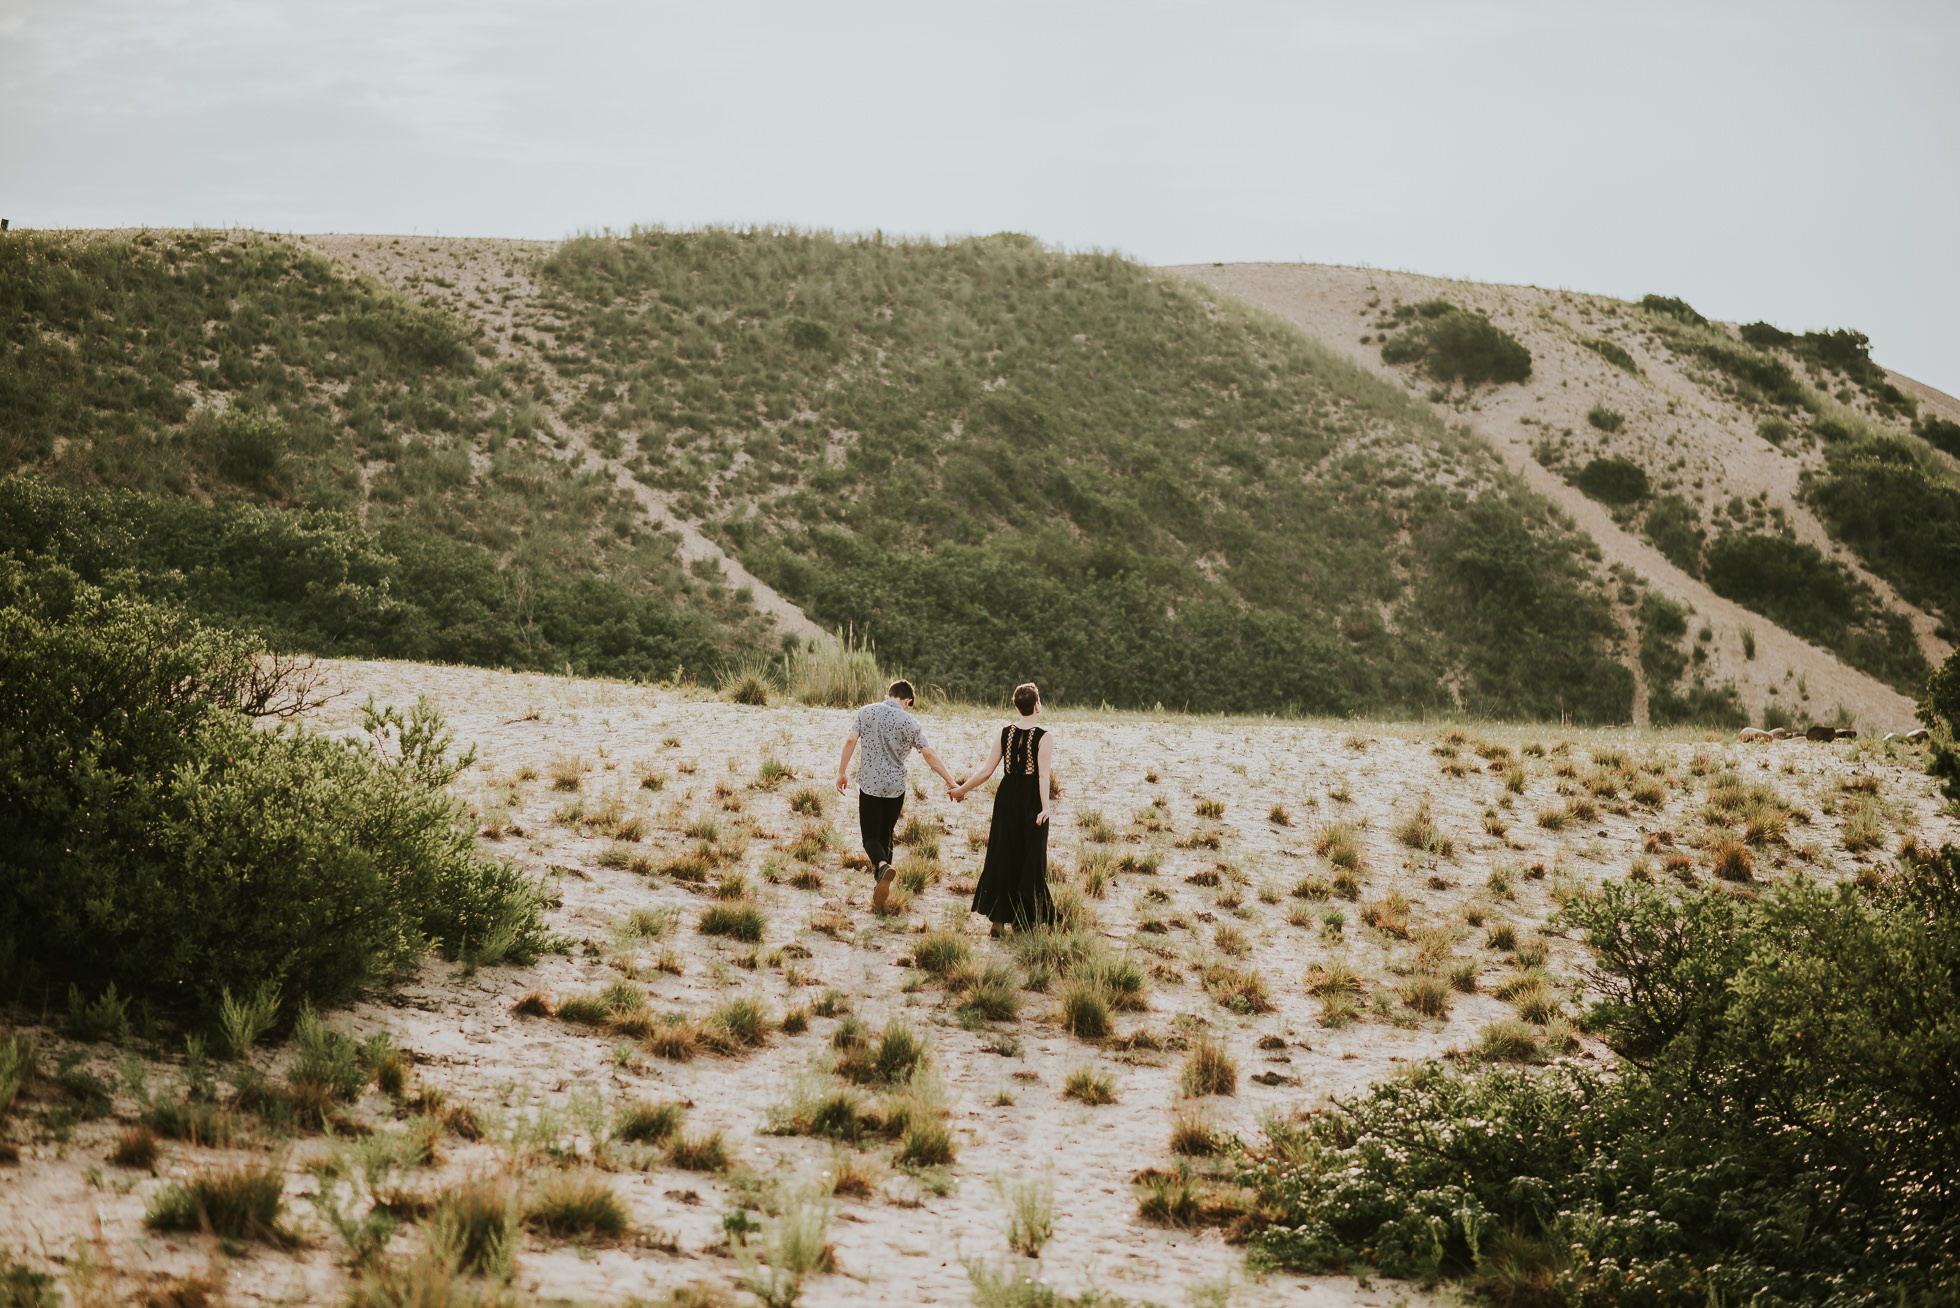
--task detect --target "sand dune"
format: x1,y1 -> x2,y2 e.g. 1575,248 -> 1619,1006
4,659 -> 1951,1304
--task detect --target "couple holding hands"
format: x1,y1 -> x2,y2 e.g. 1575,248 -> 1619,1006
834,679 -> 1055,930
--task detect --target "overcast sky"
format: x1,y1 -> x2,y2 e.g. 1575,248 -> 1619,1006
5,0 -> 1956,393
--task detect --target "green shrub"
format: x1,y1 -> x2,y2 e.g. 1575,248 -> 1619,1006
218,981 -> 283,1061
66,983 -> 131,1044
1581,338 -> 1638,372
1703,531 -> 1928,691
1803,436 -> 1960,639
290,1006 -> 367,1100
1922,648 -> 1960,734
1240,860 -> 1960,1303
0,1254 -> 57,1308
1584,406 -> 1626,435
1638,594 -> 1746,728
1742,323 -> 1915,414
1573,456 -> 1646,504
1917,414 -> 1960,460
0,561 -> 553,1009
1381,308 -> 1531,385
215,408 -> 289,484
1643,494 -> 1704,577
0,478 -> 730,685
1407,498 -> 1632,723
1639,294 -> 1707,326
0,1036 -> 37,1117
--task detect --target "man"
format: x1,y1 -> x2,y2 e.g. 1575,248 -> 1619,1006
835,679 -> 958,911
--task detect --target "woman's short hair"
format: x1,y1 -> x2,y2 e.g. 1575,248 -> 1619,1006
1012,683 -> 1040,715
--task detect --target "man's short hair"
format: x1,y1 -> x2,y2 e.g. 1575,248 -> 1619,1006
1013,682 -> 1040,715
888,679 -> 915,703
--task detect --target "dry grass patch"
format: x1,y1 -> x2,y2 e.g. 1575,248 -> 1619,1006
145,1162 -> 295,1245
668,1132 -> 728,1172
1360,892 -> 1412,938
525,1173 -> 629,1239
1062,1066 -> 1117,1105
1198,960 -> 1274,1015
1313,821 -> 1365,871
109,1125 -> 160,1170
613,1100 -> 685,1144
1168,1104 -> 1222,1156
699,901 -> 767,942
1179,1036 -> 1237,1097
1710,838 -> 1755,882
1400,975 -> 1452,1019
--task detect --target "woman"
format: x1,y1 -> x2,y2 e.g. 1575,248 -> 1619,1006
952,681 -> 1055,932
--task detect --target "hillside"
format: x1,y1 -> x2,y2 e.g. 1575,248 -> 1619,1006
3,227 -> 1954,727
3,227 -> 1627,722
1175,263 -> 1959,729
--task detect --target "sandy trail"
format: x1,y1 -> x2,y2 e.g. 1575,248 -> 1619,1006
5,658 -> 1953,1305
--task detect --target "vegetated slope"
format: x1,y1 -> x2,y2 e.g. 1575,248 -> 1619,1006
513,228 -> 1633,720
1176,263 -> 1952,730
0,229 -> 764,677
3,226 -> 1638,721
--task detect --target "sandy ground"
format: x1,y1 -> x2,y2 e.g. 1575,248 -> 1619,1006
5,660 -> 1954,1306
1166,263 -> 1948,731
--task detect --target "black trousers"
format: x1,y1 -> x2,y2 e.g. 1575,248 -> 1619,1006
858,791 -> 905,869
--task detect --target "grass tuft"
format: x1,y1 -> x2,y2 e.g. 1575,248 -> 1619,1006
613,1100 -> 685,1144
145,1162 -> 293,1244
525,1173 -> 629,1239
699,901 -> 767,942
1179,1036 -> 1237,1098
1062,1066 -> 1117,1105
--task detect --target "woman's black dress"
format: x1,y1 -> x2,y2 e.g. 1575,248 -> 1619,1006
970,724 -> 1054,928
